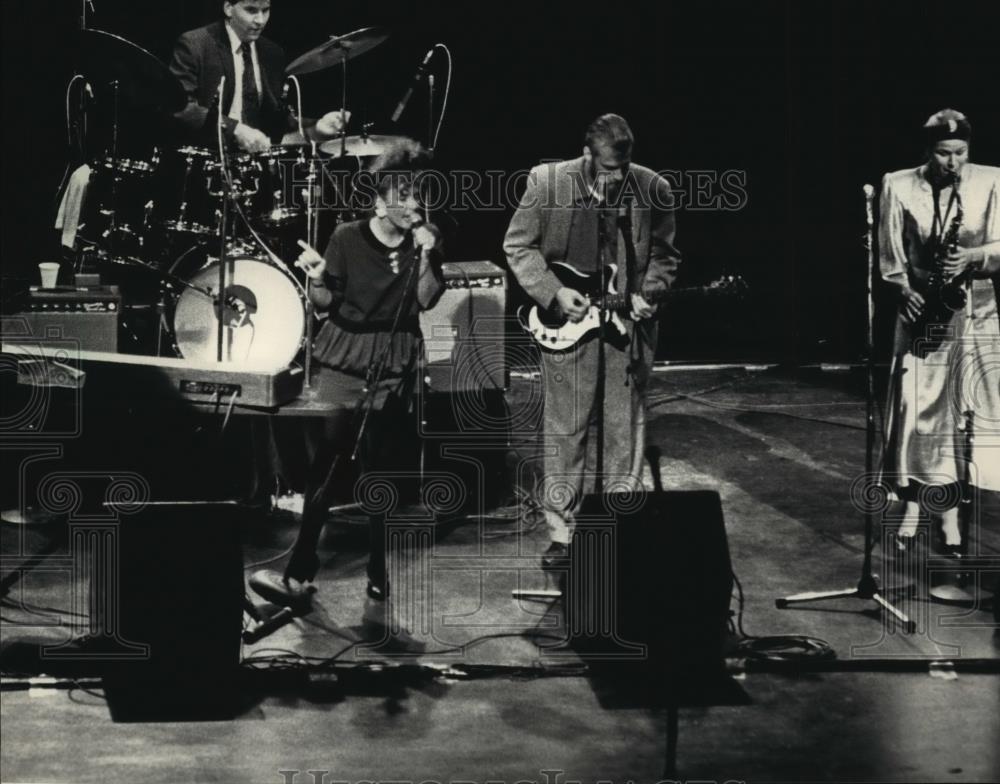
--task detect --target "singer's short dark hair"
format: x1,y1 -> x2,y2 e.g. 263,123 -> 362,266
369,138 -> 432,199
585,114 -> 634,157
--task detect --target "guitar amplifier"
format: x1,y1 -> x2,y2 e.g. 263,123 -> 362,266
3,286 -> 121,352
419,261 -> 507,393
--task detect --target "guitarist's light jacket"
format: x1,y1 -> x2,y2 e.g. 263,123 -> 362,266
503,157 -> 682,381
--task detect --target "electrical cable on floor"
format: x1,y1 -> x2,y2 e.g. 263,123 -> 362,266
730,569 -> 836,663
244,629 -> 572,672
243,541 -> 298,571
0,597 -> 87,621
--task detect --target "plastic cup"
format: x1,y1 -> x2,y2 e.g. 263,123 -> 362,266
39,262 -> 60,289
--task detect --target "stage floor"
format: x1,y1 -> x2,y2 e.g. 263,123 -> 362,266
2,366 -> 998,782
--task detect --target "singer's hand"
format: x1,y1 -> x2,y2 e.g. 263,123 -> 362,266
294,240 -> 326,280
900,289 -> 925,324
629,293 -> 655,320
555,287 -> 589,323
314,110 -> 351,139
414,224 -> 439,252
234,124 -> 271,154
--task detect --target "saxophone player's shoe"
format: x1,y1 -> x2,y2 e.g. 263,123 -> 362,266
929,545 -> 974,604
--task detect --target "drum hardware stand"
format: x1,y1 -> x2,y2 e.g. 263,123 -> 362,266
775,184 -> 916,632
287,73 -> 318,388
104,78 -> 121,262
337,39 -> 349,159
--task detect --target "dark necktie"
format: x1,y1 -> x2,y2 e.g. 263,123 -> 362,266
241,43 -> 261,130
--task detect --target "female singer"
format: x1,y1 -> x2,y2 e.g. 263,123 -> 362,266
880,109 -> 1000,558
266,140 -> 444,602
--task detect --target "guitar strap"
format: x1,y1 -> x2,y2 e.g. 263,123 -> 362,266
619,198 -> 641,384
620,198 -> 637,299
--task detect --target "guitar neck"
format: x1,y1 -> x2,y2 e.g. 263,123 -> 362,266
601,285 -> 706,313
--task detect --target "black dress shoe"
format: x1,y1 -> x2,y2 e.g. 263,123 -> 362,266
541,541 -> 569,571
249,569 -> 315,611
366,579 -> 389,602
284,548 -> 320,584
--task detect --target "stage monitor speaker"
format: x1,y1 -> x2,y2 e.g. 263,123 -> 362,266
419,261 -> 506,394
102,505 -> 244,722
567,490 -> 733,693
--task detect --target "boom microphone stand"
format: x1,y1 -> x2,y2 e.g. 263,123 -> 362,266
775,183 -> 915,633
215,77 -> 230,362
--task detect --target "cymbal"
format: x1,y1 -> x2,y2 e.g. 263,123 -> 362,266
80,29 -> 186,112
285,27 -> 390,76
318,134 -> 408,158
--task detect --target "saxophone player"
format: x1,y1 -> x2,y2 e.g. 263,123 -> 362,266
879,109 -> 1000,566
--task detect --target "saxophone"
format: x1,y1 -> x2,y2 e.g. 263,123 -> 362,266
913,181 -> 965,352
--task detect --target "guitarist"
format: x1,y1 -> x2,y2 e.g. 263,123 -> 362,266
503,114 -> 681,567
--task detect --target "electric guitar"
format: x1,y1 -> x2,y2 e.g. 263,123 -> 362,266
519,262 -> 747,352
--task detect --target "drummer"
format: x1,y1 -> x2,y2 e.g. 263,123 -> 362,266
170,0 -> 349,153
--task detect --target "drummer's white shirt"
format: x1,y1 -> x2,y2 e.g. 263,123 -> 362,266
225,23 -> 263,126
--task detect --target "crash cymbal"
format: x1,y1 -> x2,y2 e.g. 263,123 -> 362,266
80,29 -> 186,112
318,134 -> 408,158
285,27 -> 390,76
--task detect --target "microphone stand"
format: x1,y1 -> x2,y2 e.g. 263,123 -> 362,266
594,206 -> 609,497
288,75 -> 317,388
351,232 -> 425,461
215,78 -> 230,363
287,224 -> 426,572
775,184 -> 915,633
426,74 -> 436,156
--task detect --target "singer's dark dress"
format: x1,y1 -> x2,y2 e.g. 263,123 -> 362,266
284,219 -> 444,584
312,219 -> 443,386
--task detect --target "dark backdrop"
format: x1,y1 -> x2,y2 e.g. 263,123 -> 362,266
3,0 -> 999,363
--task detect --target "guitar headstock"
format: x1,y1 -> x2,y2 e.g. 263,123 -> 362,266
706,274 -> 749,299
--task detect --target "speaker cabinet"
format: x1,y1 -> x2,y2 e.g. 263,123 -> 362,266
102,505 -> 244,721
419,261 -> 507,394
567,490 -> 733,692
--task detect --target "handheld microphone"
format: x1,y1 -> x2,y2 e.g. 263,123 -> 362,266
391,48 -> 435,123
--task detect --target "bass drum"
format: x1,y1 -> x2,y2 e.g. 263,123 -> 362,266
172,255 -> 306,369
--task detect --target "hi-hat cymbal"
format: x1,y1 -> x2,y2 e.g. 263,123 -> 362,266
318,134 -> 408,158
80,29 -> 186,112
285,27 -> 390,76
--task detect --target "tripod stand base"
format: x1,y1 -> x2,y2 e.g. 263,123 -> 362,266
928,584 -> 983,605
776,581 -> 917,634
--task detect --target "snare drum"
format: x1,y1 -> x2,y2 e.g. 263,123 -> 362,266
171,252 -> 306,369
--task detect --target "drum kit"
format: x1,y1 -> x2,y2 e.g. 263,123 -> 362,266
74,27 -> 410,369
